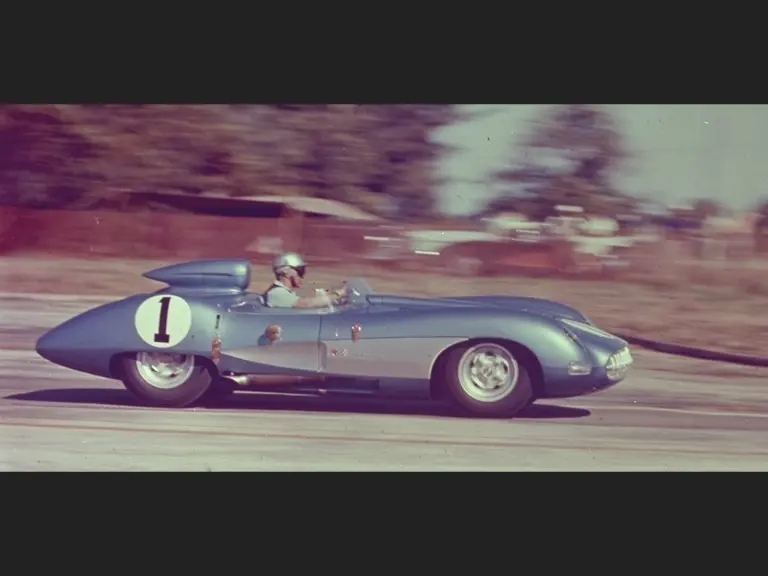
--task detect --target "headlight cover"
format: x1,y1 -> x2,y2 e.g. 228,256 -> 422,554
605,346 -> 633,381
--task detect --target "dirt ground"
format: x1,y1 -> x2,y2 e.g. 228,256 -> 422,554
2,254 -> 766,358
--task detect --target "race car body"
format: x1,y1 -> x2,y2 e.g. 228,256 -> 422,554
35,259 -> 633,417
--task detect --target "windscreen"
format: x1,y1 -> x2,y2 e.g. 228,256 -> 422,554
345,277 -> 374,306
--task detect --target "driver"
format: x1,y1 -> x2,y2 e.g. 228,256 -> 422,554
264,252 -> 347,308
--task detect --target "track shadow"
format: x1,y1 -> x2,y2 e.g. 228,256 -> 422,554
6,388 -> 592,420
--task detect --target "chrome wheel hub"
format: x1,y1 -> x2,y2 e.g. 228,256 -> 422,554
458,344 -> 518,402
135,351 -> 195,390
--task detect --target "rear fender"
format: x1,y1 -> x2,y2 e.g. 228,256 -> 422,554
36,293 -> 223,379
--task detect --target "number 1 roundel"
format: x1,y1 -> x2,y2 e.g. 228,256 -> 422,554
134,295 -> 193,348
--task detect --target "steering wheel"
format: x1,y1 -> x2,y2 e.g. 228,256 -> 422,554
338,281 -> 353,304
320,282 -> 351,312
317,289 -> 340,313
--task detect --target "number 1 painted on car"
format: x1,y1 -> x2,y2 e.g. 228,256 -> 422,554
134,294 -> 193,349
154,296 -> 171,343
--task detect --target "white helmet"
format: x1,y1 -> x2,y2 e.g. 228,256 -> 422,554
272,252 -> 307,279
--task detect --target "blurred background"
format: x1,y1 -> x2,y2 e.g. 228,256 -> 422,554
1,104 -> 767,355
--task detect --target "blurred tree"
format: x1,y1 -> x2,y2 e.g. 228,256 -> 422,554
690,198 -> 721,222
0,105 -> 99,208
754,198 -> 768,253
488,105 -> 634,220
0,104 -> 458,219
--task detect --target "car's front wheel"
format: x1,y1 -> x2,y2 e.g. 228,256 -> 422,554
120,352 -> 214,407
443,342 -> 532,417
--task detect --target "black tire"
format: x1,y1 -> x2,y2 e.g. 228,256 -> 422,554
196,377 -> 236,406
442,341 -> 533,417
119,353 -> 215,408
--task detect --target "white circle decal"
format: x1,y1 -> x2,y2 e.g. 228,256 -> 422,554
134,295 -> 193,348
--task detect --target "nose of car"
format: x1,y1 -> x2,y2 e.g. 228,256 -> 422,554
36,324 -> 71,365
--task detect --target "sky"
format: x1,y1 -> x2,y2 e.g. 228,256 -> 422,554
432,105 -> 768,215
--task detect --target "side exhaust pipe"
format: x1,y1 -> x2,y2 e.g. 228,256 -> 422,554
225,374 -> 327,387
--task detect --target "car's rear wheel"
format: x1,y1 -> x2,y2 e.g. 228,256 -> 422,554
442,342 -> 532,417
120,352 -> 214,407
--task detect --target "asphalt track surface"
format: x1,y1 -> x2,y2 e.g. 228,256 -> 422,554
2,294 -> 768,471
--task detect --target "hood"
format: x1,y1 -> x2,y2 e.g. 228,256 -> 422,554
366,294 -> 589,322
442,295 -> 589,321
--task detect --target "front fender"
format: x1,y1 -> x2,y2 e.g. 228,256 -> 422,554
375,308 -> 591,369
452,310 -> 592,369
